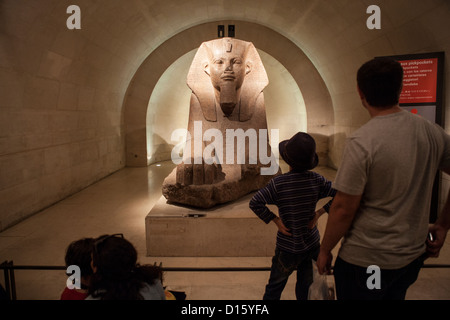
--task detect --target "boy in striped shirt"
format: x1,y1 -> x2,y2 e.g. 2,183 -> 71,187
250,132 -> 336,300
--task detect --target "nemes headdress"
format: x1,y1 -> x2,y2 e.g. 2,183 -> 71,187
187,38 -> 269,122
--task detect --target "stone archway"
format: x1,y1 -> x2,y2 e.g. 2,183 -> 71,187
123,20 -> 333,166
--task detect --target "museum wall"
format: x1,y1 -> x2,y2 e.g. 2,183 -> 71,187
0,0 -> 449,231
0,1 -> 128,230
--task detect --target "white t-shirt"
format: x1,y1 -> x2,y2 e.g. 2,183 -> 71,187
334,110 -> 450,269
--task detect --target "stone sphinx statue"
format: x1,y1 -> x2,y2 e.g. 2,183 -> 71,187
162,38 -> 279,208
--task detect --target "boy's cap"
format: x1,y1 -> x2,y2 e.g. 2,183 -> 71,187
279,132 -> 318,171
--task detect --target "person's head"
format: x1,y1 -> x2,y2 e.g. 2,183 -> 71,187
65,237 -> 95,280
357,57 -> 403,108
279,132 -> 318,172
89,233 -> 163,299
91,234 -> 136,280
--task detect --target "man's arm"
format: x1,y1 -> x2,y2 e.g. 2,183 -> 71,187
317,191 -> 362,274
427,168 -> 450,257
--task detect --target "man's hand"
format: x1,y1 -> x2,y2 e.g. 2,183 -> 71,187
427,168 -> 450,258
426,224 -> 448,258
317,248 -> 333,275
272,217 -> 292,236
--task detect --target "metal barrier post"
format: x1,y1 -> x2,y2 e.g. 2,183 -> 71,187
1,260 -> 12,300
9,261 -> 16,300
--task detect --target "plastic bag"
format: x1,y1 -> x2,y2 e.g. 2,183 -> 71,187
308,261 -> 335,300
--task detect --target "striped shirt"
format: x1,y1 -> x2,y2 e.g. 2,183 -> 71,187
249,170 -> 336,254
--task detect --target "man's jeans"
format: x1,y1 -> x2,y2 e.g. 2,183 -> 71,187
333,255 -> 424,300
263,247 -> 319,300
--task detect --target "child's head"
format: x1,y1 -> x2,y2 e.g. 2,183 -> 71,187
279,132 -> 318,171
65,237 -> 95,279
89,234 -> 164,299
91,234 -> 137,279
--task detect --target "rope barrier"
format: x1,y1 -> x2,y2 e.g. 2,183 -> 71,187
1,260 -> 449,300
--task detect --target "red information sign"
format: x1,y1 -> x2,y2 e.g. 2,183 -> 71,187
380,52 -> 444,223
399,58 -> 438,104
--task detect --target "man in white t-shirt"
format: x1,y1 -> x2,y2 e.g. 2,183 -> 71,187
317,57 -> 450,300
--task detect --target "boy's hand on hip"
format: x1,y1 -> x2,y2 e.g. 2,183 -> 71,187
272,217 -> 292,236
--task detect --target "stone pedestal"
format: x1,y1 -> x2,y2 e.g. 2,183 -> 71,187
145,194 -> 277,257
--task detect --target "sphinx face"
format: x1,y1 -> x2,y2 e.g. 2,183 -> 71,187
204,39 -> 252,116
209,51 -> 247,91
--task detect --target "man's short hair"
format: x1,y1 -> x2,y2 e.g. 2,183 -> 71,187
357,57 -> 404,107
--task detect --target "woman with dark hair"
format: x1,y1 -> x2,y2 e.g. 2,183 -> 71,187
86,234 -> 166,300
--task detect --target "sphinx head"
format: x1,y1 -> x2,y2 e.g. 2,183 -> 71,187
203,38 -> 252,116
187,38 -> 268,122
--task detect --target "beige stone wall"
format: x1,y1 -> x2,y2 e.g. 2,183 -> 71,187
1,0 -> 449,230
0,1 -> 128,230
